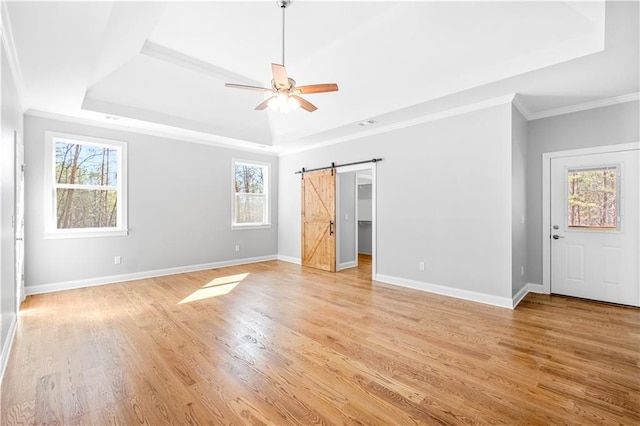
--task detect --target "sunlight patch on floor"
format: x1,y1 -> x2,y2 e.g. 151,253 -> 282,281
17,307 -> 39,316
178,273 -> 249,304
205,273 -> 249,287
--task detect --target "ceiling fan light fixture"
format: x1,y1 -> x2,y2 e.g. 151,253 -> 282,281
268,92 -> 299,113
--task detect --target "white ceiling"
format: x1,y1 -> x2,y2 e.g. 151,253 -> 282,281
4,0 -> 639,154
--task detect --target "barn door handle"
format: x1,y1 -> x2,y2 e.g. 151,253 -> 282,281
329,221 -> 334,236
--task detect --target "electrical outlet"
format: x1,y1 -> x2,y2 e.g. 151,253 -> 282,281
345,213 -> 349,220
235,245 -> 240,252
419,261 -> 425,271
114,256 -> 121,265
521,265 -> 524,276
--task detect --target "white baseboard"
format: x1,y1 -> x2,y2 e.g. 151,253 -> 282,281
0,313 -> 17,387
337,261 -> 357,271
375,274 -> 514,309
276,255 -> 301,265
512,282 -> 546,308
512,284 -> 530,308
526,282 -> 545,294
25,255 -> 278,296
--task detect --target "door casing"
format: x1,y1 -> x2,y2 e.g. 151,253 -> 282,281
300,162 -> 378,277
14,130 -> 25,307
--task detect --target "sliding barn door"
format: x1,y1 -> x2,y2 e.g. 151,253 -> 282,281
301,169 -> 336,272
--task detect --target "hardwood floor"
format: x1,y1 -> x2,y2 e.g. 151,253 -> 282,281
1,259 -> 638,425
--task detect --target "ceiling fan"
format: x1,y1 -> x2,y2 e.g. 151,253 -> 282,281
225,0 -> 338,113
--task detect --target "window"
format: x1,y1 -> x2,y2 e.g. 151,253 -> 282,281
232,159 -> 270,228
44,132 -> 127,238
567,166 -> 618,230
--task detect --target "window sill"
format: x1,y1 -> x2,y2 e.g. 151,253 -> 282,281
45,229 -> 129,239
231,224 -> 272,231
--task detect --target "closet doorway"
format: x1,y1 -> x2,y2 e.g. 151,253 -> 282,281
336,164 -> 377,278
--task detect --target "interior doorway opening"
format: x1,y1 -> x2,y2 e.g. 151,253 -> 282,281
336,164 -> 377,279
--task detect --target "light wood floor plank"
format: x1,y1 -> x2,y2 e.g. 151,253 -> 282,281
2,257 -> 639,424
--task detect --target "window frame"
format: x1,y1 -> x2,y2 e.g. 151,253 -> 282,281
44,131 -> 128,239
231,158 -> 271,230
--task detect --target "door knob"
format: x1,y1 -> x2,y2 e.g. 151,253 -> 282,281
552,234 -> 564,240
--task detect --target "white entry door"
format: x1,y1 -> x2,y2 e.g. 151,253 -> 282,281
550,149 -> 639,306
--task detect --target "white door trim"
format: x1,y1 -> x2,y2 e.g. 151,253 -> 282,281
542,142 -> 640,294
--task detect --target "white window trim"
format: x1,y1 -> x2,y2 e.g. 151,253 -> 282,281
44,131 -> 128,239
231,158 -> 271,230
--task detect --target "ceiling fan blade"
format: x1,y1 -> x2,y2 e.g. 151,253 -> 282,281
255,96 -> 276,110
294,83 -> 339,94
272,63 -> 290,89
292,95 -> 317,112
225,83 -> 272,92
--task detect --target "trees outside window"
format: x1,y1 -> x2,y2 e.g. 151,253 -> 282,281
232,160 -> 270,228
567,167 -> 618,230
45,132 -> 127,237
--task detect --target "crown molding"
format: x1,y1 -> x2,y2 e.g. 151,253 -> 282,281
529,92 -> 640,121
25,109 -> 279,156
512,94 -> 532,120
279,93 -> 518,156
0,1 -> 26,111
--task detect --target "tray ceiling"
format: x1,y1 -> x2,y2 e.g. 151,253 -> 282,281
4,1 -> 638,154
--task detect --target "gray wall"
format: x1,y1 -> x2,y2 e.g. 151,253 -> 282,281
512,106 -> 528,296
337,171 -> 356,266
525,101 -> 640,285
357,184 -> 372,255
20,100 -> 637,306
24,116 -> 278,290
1,43 -> 23,362
279,103 -> 514,300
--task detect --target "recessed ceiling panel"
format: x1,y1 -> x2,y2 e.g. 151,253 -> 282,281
146,1 -> 397,84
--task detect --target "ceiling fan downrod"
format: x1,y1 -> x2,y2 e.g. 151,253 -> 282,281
278,0 -> 290,66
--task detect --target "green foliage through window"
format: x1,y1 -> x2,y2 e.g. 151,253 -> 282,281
54,140 -> 121,229
567,167 -> 617,229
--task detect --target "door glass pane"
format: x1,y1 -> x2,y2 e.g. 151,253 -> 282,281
567,166 -> 618,230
